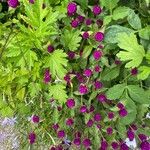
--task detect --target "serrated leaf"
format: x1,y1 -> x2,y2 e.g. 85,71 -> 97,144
139,26 -> 150,40
49,84 -> 68,104
44,50 -> 68,79
116,33 -> 145,68
138,66 -> 150,80
106,84 -> 125,99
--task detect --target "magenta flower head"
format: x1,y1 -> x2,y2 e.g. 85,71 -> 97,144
74,131 -> 81,138
89,105 -> 95,112
71,19 -> 79,28
82,138 -> 91,148
93,50 -> 103,60
94,113 -> 101,122
80,105 -> 87,113
66,98 -> 75,108
85,18 -> 92,26
100,140 -> 108,150
97,94 -> 107,102
32,115 -> 40,123
131,68 -> 138,76
82,32 -> 89,39
117,102 -> 125,109
138,134 -> 147,141
44,69 -> 51,83
66,118 -> 74,126
111,142 -> 119,150
107,127 -> 113,135
28,132 -> 36,144
52,123 -> 59,131
96,19 -> 103,27
8,0 -> 19,8
87,119 -> 94,127
57,130 -> 65,138
84,69 -> 92,77
94,32 -> 104,42
47,45 -> 54,53
93,5 -> 102,15
73,138 -> 81,146
108,112 -> 114,119
79,84 -> 88,94
77,15 -> 85,23
94,81 -> 103,89
50,147 -> 56,150
67,51 -> 75,59
119,108 -> 128,117
140,141 -> 150,150
94,65 -> 101,72
29,0 -> 34,4
127,130 -> 134,141
67,2 -> 77,15
120,143 -> 129,150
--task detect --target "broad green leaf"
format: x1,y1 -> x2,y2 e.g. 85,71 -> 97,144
49,84 -> 68,104
116,122 -> 126,139
75,0 -> 88,9
61,29 -> 82,51
127,10 -> 142,30
44,50 -> 68,79
117,33 -> 145,68
103,15 -> 112,25
106,84 -> 125,99
0,106 -> 14,117
138,66 -> 150,80
113,6 -> 130,20
105,25 -> 134,43
139,26 -> 150,40
82,45 -> 93,59
127,85 -> 150,104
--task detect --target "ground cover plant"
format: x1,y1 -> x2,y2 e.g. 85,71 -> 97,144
0,0 -> 150,149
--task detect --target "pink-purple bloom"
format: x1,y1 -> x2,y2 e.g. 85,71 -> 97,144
57,130 -> 65,138
94,81 -> 103,89
93,50 -> 103,60
8,0 -> 19,8
66,118 -> 74,126
84,69 -> 92,77
94,65 -> 101,72
66,98 -> 75,108
87,119 -> 94,127
107,127 -> 113,135
80,105 -> 87,113
94,113 -> 101,122
82,138 -> 91,148
127,130 -> 135,141
32,115 -> 39,123
79,84 -> 88,94
28,132 -> 36,144
71,19 -> 79,28
119,108 -> 128,117
97,94 -> 107,102
67,2 -> 77,15
92,5 -> 102,15
47,45 -> 54,53
73,138 -> 81,146
111,142 -> 119,149
94,32 -> 104,42
44,69 -> 51,83
85,18 -> 92,26
82,32 -> 89,39
108,112 -> 114,119
131,68 -> 138,76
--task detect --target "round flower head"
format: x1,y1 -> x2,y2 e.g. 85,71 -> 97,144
68,51 -> 75,59
115,59 -> 121,65
77,15 -> 85,23
50,147 -> 56,150
52,123 -> 59,131
138,134 -> 147,141
94,113 -> 101,122
66,118 -> 74,126
47,45 -> 54,53
82,138 -> 91,148
127,130 -> 134,141
28,132 -> 36,144
73,138 -> 81,146
84,69 -> 92,77
32,115 -> 39,123
120,143 -> 129,150
107,127 -> 113,135
111,142 -> 119,149
80,105 -> 87,113
44,69 -> 51,83
94,32 -> 104,42
131,68 -> 138,76
96,19 -> 103,27
93,50 -> 103,60
97,94 -> 107,102
140,141 -> 150,150
94,65 -> 101,72
108,112 -> 114,119
82,32 -> 89,39
8,0 -> 19,8
67,2 -> 77,15
130,124 -> 137,131
66,98 -> 75,108
94,81 -> 103,89
57,130 -> 65,138
89,105 -> 95,112
29,0 -> 34,4
100,140 -> 108,150
74,131 -> 81,138
93,5 -> 102,15
119,108 -> 128,117
87,119 -> 94,127
79,84 -> 88,94
71,19 -> 79,28
117,102 -> 125,109
85,18 -> 92,26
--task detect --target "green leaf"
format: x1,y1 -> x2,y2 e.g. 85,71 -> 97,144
106,84 -> 125,99
116,33 -> 145,68
139,26 -> 150,40
138,66 -> 150,80
116,122 -> 126,139
127,10 -> 142,30
75,0 -> 88,9
82,45 -> 93,59
105,25 -> 134,43
44,50 -> 68,79
103,15 -> 112,25
113,6 -> 130,20
127,85 -> 150,104
61,29 -> 82,51
101,0 -> 119,11
49,84 -> 68,104
101,66 -> 120,81
28,82 -> 41,97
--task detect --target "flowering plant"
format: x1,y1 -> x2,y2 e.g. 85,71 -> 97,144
0,0 -> 150,150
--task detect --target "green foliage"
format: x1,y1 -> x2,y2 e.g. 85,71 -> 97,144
117,33 -> 145,68
138,66 -> 150,80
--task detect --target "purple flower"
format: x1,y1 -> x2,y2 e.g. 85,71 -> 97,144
80,105 -> 87,113
94,65 -> 101,72
97,94 -> 107,102
120,143 -> 129,150
87,119 -> 94,127
130,124 -> 137,131
52,123 -> 59,131
115,59 -> 121,65
89,105 -> 95,112
93,50 -> 103,60
66,118 -> 74,126
32,115 -> 39,123
140,141 -> 150,150
29,0 -> 34,4
93,5 -> 102,15
138,134 -> 147,141
131,68 -> 138,76
68,51 -> 75,59
47,45 -> 54,53
77,15 -> 85,23
100,140 -> 108,150
94,113 -> 101,122
119,109 -> 128,117
73,138 -> 81,146
50,147 -> 56,150
84,69 -> 92,77
57,130 -> 65,138
94,81 -> 103,89
67,2 -> 77,15
66,98 -> 75,108
96,19 -> 103,27
85,18 -> 92,26
74,131 -> 81,138
94,32 -> 104,42
111,142 -> 119,149
107,127 -> 113,135
82,32 -> 89,39
71,19 -> 79,28
82,138 -> 91,148
28,132 -> 36,144
8,0 -> 19,8
44,69 -> 51,83
108,112 -> 114,119
127,130 -> 134,141
117,102 -> 125,109
79,84 -> 88,94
